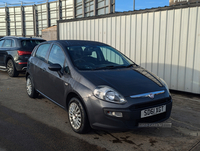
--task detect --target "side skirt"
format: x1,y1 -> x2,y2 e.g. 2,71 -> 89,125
0,66 -> 7,71
36,89 -> 66,109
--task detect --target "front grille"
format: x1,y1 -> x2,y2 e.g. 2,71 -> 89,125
130,98 -> 171,110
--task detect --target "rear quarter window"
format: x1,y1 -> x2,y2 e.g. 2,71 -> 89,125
21,40 -> 45,50
0,40 -> 4,47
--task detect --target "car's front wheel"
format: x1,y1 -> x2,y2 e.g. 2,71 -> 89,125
7,59 -> 19,77
26,75 -> 38,98
68,97 -> 90,133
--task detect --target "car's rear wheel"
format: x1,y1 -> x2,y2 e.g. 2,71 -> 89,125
26,75 -> 38,98
6,59 -> 19,77
68,97 -> 90,134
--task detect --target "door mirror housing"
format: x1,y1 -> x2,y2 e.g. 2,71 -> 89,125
48,64 -> 62,71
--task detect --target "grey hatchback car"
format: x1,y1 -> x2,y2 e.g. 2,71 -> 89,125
26,40 -> 172,133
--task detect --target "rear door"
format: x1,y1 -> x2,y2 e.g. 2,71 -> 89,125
31,43 -> 51,93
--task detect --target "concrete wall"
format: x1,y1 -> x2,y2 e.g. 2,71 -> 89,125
42,26 -> 57,41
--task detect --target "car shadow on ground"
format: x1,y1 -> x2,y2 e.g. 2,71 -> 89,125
18,73 -> 26,78
0,71 -> 26,78
0,104 -> 106,151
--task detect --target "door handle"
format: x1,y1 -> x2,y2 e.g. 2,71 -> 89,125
42,68 -> 46,71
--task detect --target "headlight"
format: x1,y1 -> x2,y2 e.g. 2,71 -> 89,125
93,86 -> 127,104
160,78 -> 171,95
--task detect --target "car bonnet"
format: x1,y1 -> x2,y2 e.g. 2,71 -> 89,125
79,66 -> 165,97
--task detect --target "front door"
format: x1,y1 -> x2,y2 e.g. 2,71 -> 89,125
42,44 -> 67,106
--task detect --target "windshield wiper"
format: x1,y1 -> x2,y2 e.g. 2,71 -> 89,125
93,66 -> 117,70
125,63 -> 138,68
93,64 -> 138,70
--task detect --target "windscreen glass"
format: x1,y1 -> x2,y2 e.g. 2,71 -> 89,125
67,46 -> 134,70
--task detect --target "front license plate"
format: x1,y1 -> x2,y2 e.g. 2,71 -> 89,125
141,105 -> 166,118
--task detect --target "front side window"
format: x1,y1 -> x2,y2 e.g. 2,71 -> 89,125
48,45 -> 65,68
35,44 -> 50,61
2,39 -> 12,48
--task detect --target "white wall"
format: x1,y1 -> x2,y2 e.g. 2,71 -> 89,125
59,6 -> 200,94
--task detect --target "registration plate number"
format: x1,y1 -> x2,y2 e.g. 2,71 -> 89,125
141,105 -> 166,118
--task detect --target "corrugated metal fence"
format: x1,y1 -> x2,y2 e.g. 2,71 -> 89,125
58,4 -> 200,94
0,0 -> 115,37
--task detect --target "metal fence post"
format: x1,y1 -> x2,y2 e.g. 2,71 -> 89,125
113,0 -> 115,13
5,6 -> 9,36
94,0 -> 97,16
82,0 -> 85,17
58,0 -> 61,20
46,1 -> 50,27
33,5 -> 37,37
109,0 -> 111,13
21,5 -> 25,37
73,0 -> 76,18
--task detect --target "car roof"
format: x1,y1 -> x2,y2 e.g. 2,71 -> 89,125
49,40 -> 109,47
1,36 -> 45,41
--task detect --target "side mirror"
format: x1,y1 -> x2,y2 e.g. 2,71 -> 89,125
48,64 -> 62,71
64,66 -> 70,74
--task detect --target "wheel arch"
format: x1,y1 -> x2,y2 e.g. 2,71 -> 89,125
25,72 -> 30,79
66,92 -> 90,121
66,92 -> 84,109
6,56 -> 14,65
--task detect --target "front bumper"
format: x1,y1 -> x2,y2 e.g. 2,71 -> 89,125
86,95 -> 172,131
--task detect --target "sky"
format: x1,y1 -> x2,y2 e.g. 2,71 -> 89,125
0,0 -> 170,11
116,0 -> 169,11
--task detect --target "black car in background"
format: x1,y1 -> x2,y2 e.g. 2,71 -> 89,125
26,40 -> 172,134
0,36 -> 45,77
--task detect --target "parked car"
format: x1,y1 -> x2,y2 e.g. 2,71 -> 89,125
26,40 -> 172,133
0,36 -> 45,77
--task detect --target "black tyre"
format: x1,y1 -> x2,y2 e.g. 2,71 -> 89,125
6,59 -> 19,77
26,75 -> 38,98
68,97 -> 90,134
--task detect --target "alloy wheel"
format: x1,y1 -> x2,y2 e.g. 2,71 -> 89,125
69,102 -> 82,130
7,61 -> 13,75
26,78 -> 32,96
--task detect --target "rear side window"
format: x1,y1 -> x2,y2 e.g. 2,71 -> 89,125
11,40 -> 16,47
21,40 -> 45,50
2,39 -> 12,48
35,44 -> 50,61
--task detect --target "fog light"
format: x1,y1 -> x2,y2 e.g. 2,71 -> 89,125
107,111 -> 123,117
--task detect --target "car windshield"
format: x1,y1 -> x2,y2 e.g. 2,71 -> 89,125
67,45 -> 135,70
21,40 -> 45,50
